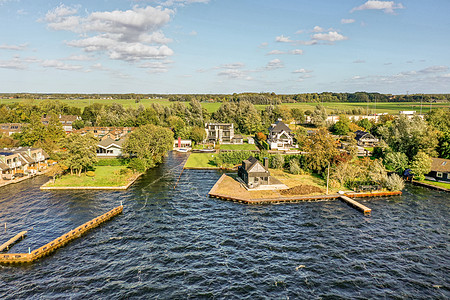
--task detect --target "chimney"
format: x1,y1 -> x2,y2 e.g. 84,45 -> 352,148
263,157 -> 269,170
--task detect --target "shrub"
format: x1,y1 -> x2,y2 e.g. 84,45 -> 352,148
289,159 -> 301,175
86,171 -> 95,177
128,158 -> 147,173
384,173 -> 405,191
272,153 -> 285,169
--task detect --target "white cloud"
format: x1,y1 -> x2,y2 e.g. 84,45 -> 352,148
353,59 -> 366,63
64,54 -> 95,61
218,69 -> 246,79
275,35 -> 292,43
350,1 -> 404,14
266,58 -> 284,70
220,62 -> 245,69
259,42 -> 268,48
41,59 -> 83,71
312,31 -> 348,42
0,43 -> 28,50
160,0 -> 210,6
419,65 -> 449,74
290,49 -> 303,55
139,60 -> 172,73
189,30 -> 197,36
267,50 -> 285,55
295,29 -> 304,34
292,68 -> 312,73
44,5 -> 175,62
341,18 -> 355,24
313,26 -> 324,32
0,55 -> 40,70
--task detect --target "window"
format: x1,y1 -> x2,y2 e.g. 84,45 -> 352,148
437,172 -> 443,178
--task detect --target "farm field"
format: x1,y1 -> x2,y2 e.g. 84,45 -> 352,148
1,97 -> 448,115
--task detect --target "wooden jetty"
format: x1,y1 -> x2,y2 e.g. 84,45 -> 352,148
0,231 -> 27,252
0,205 -> 123,264
339,196 -> 372,215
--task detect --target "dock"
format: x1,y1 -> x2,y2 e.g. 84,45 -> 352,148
0,205 -> 123,264
0,231 -> 27,252
339,196 -> 372,215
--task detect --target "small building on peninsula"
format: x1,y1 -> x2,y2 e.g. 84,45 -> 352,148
238,156 -> 270,189
426,157 -> 450,182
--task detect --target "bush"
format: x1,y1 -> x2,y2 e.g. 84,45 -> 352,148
384,173 -> 405,191
128,158 -> 147,172
272,153 -> 285,169
86,171 -> 95,177
95,158 -> 129,166
289,159 -> 301,175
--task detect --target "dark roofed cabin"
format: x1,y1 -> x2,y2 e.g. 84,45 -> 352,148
426,157 -> 450,182
238,156 -> 270,189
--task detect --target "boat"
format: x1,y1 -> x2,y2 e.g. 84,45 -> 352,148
176,148 -> 189,152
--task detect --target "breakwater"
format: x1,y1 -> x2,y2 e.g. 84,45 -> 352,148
0,205 -> 123,264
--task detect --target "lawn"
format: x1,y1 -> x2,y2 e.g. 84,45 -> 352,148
419,179 -> 450,189
269,168 -> 340,192
220,143 -> 258,150
183,153 -> 218,169
47,166 -> 135,187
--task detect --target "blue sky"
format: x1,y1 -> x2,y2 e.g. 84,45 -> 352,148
0,0 -> 449,94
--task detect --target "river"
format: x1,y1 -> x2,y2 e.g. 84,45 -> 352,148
0,152 -> 449,299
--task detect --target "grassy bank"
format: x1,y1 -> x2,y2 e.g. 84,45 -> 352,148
184,153 -> 218,169
46,166 -> 136,187
219,143 -> 258,151
418,179 -> 450,190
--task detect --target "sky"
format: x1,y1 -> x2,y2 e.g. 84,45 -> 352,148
0,0 -> 449,94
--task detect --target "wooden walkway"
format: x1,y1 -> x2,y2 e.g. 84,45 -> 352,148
0,205 -> 123,264
340,196 -> 372,215
0,231 -> 27,252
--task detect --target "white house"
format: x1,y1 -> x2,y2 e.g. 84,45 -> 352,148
267,120 -> 295,150
97,137 -> 125,157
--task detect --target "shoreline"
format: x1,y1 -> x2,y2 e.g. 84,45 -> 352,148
40,172 -> 143,190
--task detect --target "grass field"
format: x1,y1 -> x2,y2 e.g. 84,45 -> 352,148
47,166 -> 134,187
183,153 -> 218,169
419,179 -> 450,189
2,97 -> 447,115
220,143 -> 258,150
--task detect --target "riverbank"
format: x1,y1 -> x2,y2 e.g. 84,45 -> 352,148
0,170 -> 49,188
41,166 -> 143,190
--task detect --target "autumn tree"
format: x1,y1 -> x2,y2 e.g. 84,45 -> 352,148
409,152 -> 432,180
303,128 -> 340,173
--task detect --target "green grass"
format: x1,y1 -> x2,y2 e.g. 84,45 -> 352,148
220,143 -> 258,150
184,153 -> 218,169
419,179 -> 450,189
48,166 -> 134,187
3,98 -> 447,115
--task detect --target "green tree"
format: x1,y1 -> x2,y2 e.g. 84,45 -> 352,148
290,108 -> 305,124
304,128 -> 340,173
384,152 -> 409,173
311,104 -> 328,128
426,108 -> 450,132
357,118 -> 373,131
289,158 -> 301,174
190,126 -> 206,144
378,115 -> 438,160
272,153 -> 285,169
437,131 -> 450,159
332,114 -> 351,135
18,113 -> 45,146
60,133 -> 98,176
123,124 -> 173,170
410,152 -> 432,180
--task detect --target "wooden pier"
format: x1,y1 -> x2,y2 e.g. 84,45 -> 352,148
339,196 -> 372,215
0,231 -> 27,252
0,205 -> 123,264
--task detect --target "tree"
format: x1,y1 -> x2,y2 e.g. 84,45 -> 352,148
311,104 -> 327,128
384,152 -> 409,173
190,126 -> 206,144
60,133 -> 98,176
123,124 -> 173,170
256,132 -> 267,141
357,118 -> 373,131
426,108 -> 450,132
0,134 -> 19,148
272,153 -> 285,169
331,114 -> 351,135
18,113 -> 45,146
303,128 -> 340,173
409,152 -> 432,180
437,131 -> 450,159
289,158 -> 301,174
378,115 -> 438,160
290,108 -> 305,124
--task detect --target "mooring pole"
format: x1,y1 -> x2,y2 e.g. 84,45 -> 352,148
326,161 -> 330,195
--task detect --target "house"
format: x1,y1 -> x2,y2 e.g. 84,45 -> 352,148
0,123 -> 27,136
354,130 -> 379,147
238,156 -> 270,189
267,119 -> 295,150
204,123 -> 235,144
248,137 -> 255,144
173,138 -> 192,150
0,147 -> 49,179
41,115 -> 81,133
426,157 -> 450,182
74,127 -> 135,139
232,134 -> 244,144
97,137 -> 125,157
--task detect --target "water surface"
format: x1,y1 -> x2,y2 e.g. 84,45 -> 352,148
0,152 -> 449,299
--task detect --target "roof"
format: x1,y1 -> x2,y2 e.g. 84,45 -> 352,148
98,137 -> 125,148
241,156 -> 268,174
430,157 -> 450,172
355,130 -> 377,141
0,161 -> 9,171
269,120 -> 291,134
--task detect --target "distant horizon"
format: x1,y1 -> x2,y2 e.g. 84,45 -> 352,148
1,1 -> 449,94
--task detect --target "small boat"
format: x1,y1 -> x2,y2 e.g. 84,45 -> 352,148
199,149 -> 215,153
176,148 -> 189,152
